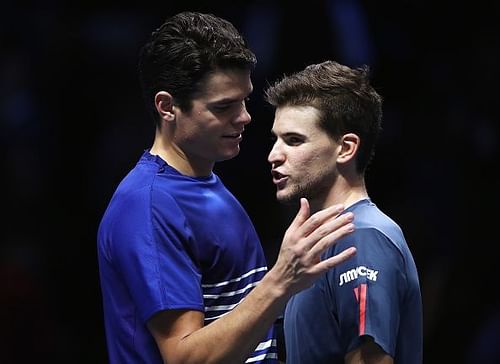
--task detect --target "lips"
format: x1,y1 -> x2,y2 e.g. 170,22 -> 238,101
222,130 -> 244,144
223,129 -> 244,138
271,170 -> 288,187
220,130 -> 243,147
223,132 -> 241,138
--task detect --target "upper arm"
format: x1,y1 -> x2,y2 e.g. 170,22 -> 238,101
345,336 -> 393,364
332,228 -> 405,357
115,190 -> 204,322
147,309 -> 205,363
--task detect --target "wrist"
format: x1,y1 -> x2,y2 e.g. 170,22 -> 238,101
259,268 -> 291,304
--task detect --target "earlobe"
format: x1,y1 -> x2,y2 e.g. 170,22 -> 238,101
337,133 -> 360,164
154,91 -> 176,122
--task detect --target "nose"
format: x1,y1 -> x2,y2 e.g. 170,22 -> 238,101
268,140 -> 284,165
234,102 -> 251,125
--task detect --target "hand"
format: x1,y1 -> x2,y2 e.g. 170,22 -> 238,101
271,198 -> 356,296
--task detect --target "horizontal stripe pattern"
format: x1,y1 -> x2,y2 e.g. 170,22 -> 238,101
255,339 -> 276,351
202,266 -> 268,288
202,267 -> 277,362
203,267 -> 267,322
246,339 -> 278,363
203,281 -> 259,299
246,353 -> 278,363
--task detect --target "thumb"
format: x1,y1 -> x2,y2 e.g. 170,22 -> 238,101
289,198 -> 310,229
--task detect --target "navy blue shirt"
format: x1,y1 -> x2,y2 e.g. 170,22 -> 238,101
284,199 -> 422,363
97,151 -> 278,363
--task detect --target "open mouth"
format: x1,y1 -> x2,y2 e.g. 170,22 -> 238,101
271,170 -> 288,186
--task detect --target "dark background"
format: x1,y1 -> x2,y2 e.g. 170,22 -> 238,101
2,1 -> 499,363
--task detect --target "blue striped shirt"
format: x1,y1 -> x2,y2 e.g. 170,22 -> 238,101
98,151 -> 278,363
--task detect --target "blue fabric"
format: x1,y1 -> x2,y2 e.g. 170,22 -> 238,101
98,151 -> 277,363
284,199 -> 422,363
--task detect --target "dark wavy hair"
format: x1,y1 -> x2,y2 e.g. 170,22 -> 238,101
265,60 -> 383,174
138,11 -> 257,127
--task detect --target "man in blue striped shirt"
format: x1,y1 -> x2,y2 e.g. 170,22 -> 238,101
97,12 -> 356,364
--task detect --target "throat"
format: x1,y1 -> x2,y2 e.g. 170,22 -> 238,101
150,146 -> 213,177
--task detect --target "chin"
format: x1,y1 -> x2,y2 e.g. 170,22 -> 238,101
227,146 -> 241,158
276,191 -> 299,206
217,150 -> 240,162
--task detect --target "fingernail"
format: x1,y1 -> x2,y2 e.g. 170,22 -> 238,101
335,204 -> 345,212
344,212 -> 354,220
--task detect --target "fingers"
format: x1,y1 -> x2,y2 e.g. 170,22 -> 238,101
311,247 -> 357,274
305,211 -> 354,254
273,202 -> 357,295
288,198 -> 310,230
290,200 -> 346,239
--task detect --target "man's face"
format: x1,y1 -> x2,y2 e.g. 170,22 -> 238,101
173,68 -> 253,168
268,105 -> 339,204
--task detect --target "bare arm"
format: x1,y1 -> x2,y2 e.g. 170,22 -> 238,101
345,337 -> 393,364
147,198 -> 356,364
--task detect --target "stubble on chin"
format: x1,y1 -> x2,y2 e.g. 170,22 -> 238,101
277,179 -> 325,206
276,188 -> 301,206
277,195 -> 296,206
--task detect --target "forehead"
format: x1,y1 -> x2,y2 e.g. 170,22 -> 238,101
197,68 -> 253,101
272,105 -> 323,135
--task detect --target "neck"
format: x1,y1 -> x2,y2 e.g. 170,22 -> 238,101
309,175 -> 368,214
149,130 -> 214,177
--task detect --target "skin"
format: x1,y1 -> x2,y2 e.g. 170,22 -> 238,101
345,337 -> 393,364
268,105 -> 393,364
269,106 -> 340,207
150,68 -> 253,177
145,69 -> 357,364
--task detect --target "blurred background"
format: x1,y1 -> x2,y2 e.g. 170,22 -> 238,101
1,1 -> 499,363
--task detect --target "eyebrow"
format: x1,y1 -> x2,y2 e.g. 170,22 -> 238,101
209,97 -> 240,105
208,93 -> 251,106
271,130 -> 305,138
208,85 -> 253,105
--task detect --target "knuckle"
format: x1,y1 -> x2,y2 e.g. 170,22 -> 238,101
315,225 -> 331,238
307,215 -> 321,227
291,244 -> 306,257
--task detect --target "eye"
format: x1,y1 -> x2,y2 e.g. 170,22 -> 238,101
210,98 -> 248,113
212,103 -> 231,112
286,136 -> 304,146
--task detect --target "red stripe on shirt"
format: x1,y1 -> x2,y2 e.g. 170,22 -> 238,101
359,283 -> 367,335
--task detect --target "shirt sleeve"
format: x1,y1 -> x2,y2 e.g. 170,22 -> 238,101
110,185 -> 204,323
325,227 -> 407,356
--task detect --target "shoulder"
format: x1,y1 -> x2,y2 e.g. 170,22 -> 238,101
324,202 -> 407,268
350,201 -> 402,234
347,201 -> 407,251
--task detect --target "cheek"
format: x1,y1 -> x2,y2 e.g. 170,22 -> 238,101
287,154 -> 323,182
300,154 -> 336,180
300,151 -> 333,168
180,117 -> 216,141
300,155 -> 320,168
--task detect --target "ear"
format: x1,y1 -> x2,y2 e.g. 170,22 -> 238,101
337,133 -> 360,165
154,91 -> 176,123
